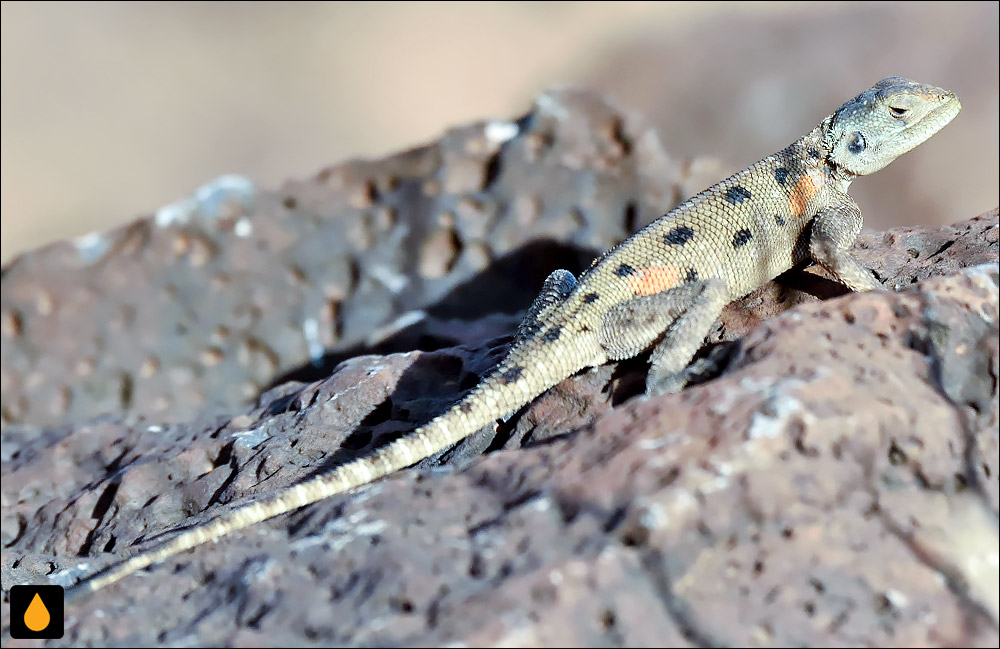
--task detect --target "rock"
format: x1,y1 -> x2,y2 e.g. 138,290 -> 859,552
2,208 -> 996,646
1,83 -> 997,645
1,90 -> 719,429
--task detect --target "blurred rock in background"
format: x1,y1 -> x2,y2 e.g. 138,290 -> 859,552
2,2 -> 997,263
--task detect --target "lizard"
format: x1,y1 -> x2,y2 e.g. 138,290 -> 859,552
65,76 -> 961,600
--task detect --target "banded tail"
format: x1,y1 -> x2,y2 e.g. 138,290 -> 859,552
65,354 -> 569,600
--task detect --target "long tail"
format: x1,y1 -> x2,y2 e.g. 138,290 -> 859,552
64,362 -> 559,601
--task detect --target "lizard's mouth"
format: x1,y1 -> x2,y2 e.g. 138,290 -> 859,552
924,91 -> 961,127
900,92 -> 962,152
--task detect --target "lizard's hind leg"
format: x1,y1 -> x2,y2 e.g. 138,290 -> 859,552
514,269 -> 577,344
598,279 -> 729,396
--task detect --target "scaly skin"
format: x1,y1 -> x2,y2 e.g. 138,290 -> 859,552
66,77 -> 961,600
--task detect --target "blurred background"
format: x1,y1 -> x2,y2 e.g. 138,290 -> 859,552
2,1 -> 997,264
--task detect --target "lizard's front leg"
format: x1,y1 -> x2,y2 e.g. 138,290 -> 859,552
809,194 -> 883,292
599,279 -> 730,396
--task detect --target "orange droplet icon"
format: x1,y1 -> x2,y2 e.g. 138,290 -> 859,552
24,592 -> 51,632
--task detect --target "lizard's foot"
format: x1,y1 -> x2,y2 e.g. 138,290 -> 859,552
645,341 -> 739,396
645,370 -> 687,396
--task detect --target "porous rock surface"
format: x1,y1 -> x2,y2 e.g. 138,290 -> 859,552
0,89 -> 720,430
1,87 -> 998,647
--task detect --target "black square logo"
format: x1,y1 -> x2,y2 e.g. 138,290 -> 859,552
9,585 -> 65,639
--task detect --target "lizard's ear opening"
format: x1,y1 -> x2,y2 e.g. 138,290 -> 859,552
847,132 -> 866,154
829,124 -> 886,177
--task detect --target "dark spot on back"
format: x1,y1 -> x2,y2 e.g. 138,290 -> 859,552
808,148 -> 820,159
733,229 -> 753,248
775,168 -> 789,186
542,326 -> 562,343
685,268 -> 698,283
725,186 -> 752,204
520,322 -> 541,338
664,226 -> 695,246
580,325 -> 591,333
459,402 -> 474,413
582,292 -> 600,304
614,264 -> 635,277
774,215 -> 787,227
500,366 -> 523,384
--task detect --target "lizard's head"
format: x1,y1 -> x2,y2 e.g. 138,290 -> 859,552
824,77 -> 961,177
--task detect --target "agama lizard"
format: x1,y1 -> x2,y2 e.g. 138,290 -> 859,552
66,76 -> 961,599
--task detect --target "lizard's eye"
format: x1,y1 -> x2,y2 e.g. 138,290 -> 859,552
848,131 -> 866,154
889,106 -> 909,119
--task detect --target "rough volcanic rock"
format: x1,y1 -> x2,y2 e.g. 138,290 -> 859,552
0,90 -> 721,430
2,209 -> 997,647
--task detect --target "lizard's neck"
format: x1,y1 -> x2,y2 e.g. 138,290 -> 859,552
805,121 -> 856,191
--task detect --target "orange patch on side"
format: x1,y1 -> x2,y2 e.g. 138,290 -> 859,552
628,265 -> 682,296
788,173 -> 821,217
